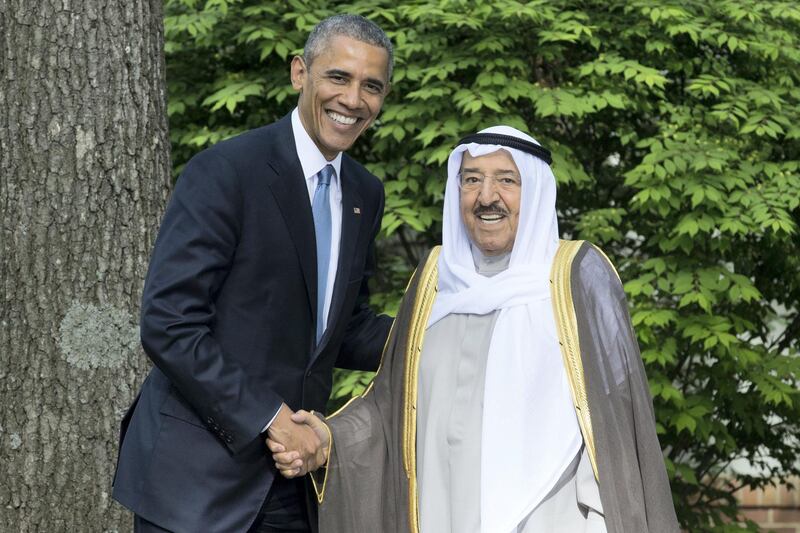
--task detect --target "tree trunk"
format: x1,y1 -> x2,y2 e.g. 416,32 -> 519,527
0,1 -> 170,530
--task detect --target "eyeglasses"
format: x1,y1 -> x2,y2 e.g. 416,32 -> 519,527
457,172 -> 522,192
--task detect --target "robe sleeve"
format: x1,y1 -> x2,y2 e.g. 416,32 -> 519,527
608,263 -> 681,531
574,245 -> 680,532
314,252 -> 436,533
315,393 -> 405,533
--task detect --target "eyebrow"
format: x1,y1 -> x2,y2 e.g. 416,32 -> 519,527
324,68 -> 386,92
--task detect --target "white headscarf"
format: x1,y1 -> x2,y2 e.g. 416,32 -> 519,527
428,126 -> 582,533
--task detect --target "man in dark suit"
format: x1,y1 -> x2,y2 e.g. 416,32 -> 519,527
112,14 -> 394,533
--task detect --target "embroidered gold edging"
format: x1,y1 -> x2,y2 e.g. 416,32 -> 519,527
550,240 -> 600,480
310,412 -> 334,504
402,246 -> 440,533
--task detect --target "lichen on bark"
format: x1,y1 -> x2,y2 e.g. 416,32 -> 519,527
58,301 -> 139,370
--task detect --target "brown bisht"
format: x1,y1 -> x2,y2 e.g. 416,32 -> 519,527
312,241 -> 679,533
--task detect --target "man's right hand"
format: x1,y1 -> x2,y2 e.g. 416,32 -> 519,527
266,404 -> 325,478
267,407 -> 330,478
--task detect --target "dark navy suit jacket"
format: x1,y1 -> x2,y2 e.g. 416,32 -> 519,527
112,114 -> 392,532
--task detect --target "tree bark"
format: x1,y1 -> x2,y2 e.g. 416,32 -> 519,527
0,1 -> 170,530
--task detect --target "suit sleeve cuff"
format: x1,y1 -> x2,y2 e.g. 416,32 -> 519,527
261,404 -> 283,433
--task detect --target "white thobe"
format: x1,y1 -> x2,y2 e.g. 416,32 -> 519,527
416,250 -> 606,533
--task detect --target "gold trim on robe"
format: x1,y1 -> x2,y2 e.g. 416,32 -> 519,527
402,246 -> 440,532
550,240 -> 599,480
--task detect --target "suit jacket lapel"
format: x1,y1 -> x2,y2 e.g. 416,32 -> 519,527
262,115 -> 317,321
313,159 -> 363,357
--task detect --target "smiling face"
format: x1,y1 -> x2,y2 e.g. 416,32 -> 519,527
291,35 -> 390,160
459,149 -> 522,256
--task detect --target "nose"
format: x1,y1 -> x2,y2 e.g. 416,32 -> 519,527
339,83 -> 362,109
477,178 -> 500,204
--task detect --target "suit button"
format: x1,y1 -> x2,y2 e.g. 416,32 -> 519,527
206,416 -> 215,425
225,435 -> 233,444
306,370 -> 312,378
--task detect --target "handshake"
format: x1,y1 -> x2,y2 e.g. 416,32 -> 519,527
265,403 -> 330,479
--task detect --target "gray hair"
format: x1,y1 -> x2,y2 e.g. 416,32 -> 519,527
303,14 -> 394,80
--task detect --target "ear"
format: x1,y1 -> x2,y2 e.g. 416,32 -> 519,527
290,56 -> 307,91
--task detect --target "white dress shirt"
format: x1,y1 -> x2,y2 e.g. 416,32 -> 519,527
264,109 -> 344,431
291,107 -> 343,331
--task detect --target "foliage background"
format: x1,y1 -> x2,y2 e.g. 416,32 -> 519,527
163,0 -> 800,530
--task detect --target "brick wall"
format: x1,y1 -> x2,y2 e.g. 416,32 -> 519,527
736,478 -> 800,533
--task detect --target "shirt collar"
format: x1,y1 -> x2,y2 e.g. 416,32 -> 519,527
292,107 -> 342,182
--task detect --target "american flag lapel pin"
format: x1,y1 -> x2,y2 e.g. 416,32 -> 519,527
353,207 -> 361,214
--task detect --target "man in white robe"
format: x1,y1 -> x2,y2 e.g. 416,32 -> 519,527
269,126 -> 680,533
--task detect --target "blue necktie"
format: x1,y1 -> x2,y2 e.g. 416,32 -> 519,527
312,165 -> 334,344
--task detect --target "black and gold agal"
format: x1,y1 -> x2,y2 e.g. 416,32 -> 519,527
456,132 -> 553,165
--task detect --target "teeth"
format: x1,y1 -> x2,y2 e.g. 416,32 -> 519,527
327,111 -> 357,125
478,214 -> 503,224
